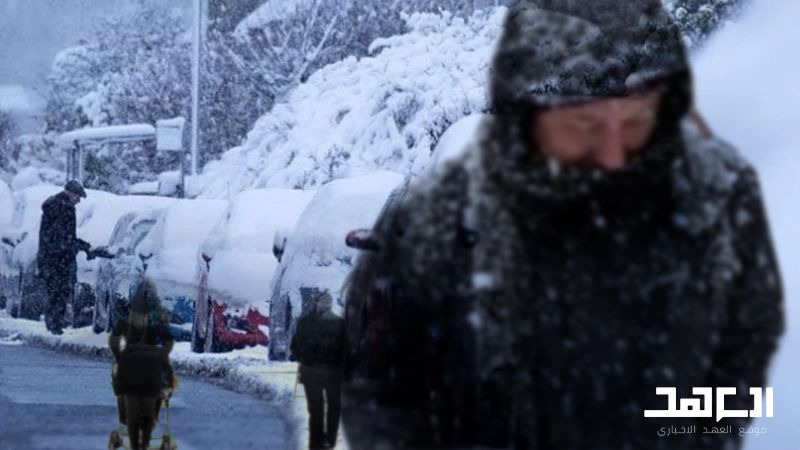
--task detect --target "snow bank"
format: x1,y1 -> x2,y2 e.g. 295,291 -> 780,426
692,0 -> 800,447
202,188 -> 315,309
199,8 -> 504,197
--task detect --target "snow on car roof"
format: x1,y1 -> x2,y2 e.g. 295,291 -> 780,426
136,198 -> 228,298
202,188 -> 315,309
273,171 -> 405,315
429,113 -> 485,172
75,193 -> 175,272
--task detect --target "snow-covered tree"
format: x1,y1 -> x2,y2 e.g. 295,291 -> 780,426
199,7 -> 504,195
665,0 -> 745,48
43,3 -> 190,192
231,0 -> 499,101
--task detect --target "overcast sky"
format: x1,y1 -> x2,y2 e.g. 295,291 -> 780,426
0,0 -> 190,95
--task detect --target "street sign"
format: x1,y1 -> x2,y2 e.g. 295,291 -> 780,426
156,117 -> 185,152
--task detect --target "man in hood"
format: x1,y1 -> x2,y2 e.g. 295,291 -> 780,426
342,1 -> 784,449
292,291 -> 348,449
37,180 -> 91,334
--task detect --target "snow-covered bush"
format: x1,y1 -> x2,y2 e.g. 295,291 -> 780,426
199,7 -> 504,196
665,0 -> 745,48
232,0 -> 487,100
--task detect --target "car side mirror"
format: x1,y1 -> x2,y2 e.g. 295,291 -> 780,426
345,229 -> 380,252
272,228 -> 290,262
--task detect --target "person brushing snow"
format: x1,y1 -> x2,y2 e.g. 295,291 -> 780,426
37,180 -> 91,334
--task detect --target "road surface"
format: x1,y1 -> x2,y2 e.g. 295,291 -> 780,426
0,343 -> 289,449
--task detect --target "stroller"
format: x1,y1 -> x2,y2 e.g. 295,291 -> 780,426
108,362 -> 179,450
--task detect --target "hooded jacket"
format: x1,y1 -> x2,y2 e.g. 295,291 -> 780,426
111,279 -> 173,397
343,2 -> 784,449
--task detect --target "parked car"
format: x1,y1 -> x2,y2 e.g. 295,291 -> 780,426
134,198 -> 228,339
268,171 -> 405,361
341,114 -> 482,376
0,178 -> 17,311
92,207 -> 171,334
192,188 -> 314,353
2,185 -> 63,319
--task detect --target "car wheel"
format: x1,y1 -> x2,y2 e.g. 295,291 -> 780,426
9,295 -> 19,318
109,293 -> 126,333
20,275 -> 46,320
191,307 -> 206,353
204,302 -> 220,353
92,291 -> 107,334
72,283 -> 94,329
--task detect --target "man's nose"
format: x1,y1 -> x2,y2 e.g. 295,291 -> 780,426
593,126 -> 626,170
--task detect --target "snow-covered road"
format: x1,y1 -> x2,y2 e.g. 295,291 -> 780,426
0,344 -> 289,450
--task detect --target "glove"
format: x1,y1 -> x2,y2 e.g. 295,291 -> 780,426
87,246 -> 115,260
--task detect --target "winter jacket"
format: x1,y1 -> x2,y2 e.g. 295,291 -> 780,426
111,315 -> 174,397
342,2 -> 784,449
291,309 -> 347,382
37,191 -> 90,283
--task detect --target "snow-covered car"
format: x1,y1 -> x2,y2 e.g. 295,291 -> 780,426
268,171 -> 405,361
92,207 -> 171,334
1,186 -> 162,325
0,178 -> 16,311
2,185 -> 64,319
134,198 -> 228,339
192,188 -> 314,353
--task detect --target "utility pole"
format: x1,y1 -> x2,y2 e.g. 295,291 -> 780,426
190,0 -> 206,176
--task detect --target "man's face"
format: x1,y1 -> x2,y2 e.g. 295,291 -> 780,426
65,190 -> 81,205
531,88 -> 663,170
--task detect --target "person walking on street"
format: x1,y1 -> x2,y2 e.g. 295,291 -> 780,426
109,278 -> 174,450
342,1 -> 784,449
291,291 -> 347,450
37,180 -> 91,334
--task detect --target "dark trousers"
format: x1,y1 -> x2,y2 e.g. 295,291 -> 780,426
44,273 -> 71,332
124,395 -> 158,450
302,369 -> 342,449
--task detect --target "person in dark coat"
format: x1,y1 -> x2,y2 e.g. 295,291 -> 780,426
37,180 -> 91,334
109,278 -> 174,450
291,291 -> 347,449
341,1 -> 784,449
